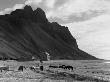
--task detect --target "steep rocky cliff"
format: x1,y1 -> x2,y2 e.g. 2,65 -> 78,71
0,5 -> 98,61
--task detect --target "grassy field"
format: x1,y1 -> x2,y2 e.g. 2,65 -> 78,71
0,60 -> 109,82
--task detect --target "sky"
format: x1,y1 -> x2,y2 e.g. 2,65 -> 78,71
0,0 -> 110,60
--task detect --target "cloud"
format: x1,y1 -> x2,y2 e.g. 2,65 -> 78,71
0,8 -> 11,15
48,0 -> 110,22
0,4 -> 24,15
25,0 -> 42,6
15,0 -> 109,22
64,14 -> 110,60
1,0 -> 110,20
13,4 -> 24,10
45,0 -> 56,8
24,0 -> 110,23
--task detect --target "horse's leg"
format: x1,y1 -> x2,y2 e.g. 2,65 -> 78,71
22,68 -> 23,71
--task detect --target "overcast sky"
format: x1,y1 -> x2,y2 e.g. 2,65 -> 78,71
1,0 -> 110,60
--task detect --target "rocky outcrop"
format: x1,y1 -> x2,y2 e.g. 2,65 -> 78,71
0,5 -> 98,61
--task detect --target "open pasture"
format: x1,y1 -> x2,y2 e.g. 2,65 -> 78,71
0,60 -> 109,82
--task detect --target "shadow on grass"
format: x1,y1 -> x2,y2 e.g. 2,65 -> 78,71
44,70 -> 109,82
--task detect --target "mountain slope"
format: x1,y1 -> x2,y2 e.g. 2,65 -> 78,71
0,5 -> 98,61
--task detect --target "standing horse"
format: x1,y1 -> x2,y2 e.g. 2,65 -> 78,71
18,66 -> 26,71
0,66 -> 9,72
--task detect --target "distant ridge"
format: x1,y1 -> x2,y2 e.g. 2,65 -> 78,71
0,5 -> 98,61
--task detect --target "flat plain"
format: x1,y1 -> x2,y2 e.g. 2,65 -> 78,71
0,60 -> 109,82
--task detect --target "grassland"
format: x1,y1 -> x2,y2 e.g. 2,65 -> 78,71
0,60 -> 109,82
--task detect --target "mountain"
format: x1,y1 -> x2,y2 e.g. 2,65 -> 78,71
0,5 -> 98,61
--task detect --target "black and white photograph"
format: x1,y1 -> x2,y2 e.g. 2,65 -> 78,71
0,0 -> 109,82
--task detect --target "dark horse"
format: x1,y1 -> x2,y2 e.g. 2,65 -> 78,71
59,65 -> 73,70
49,64 -> 73,70
49,65 -> 58,68
40,66 -> 43,71
59,65 -> 66,69
18,66 -> 26,71
64,65 -> 73,70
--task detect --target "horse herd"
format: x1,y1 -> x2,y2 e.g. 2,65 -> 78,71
49,64 -> 74,70
0,64 -> 74,73
0,65 -> 40,72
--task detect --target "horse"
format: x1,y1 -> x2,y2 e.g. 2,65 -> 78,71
58,64 -> 73,70
64,65 -> 73,70
40,66 -> 44,71
49,64 -> 73,71
29,66 -> 39,71
0,66 -> 9,72
30,67 -> 35,71
49,65 -> 58,68
18,66 -> 26,71
59,65 -> 66,69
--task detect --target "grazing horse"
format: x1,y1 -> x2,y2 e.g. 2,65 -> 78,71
59,65 -> 66,69
30,67 -> 35,71
59,65 -> 73,70
64,65 -> 73,70
49,65 -> 58,68
18,66 -> 26,71
29,66 -> 39,71
49,64 -> 73,71
0,66 -> 9,72
40,66 -> 43,71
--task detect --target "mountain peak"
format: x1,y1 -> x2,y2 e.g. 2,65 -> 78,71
0,5 -> 98,61
24,5 -> 33,11
34,7 -> 48,23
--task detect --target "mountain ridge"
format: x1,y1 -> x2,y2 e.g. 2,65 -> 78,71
0,5 -> 98,61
